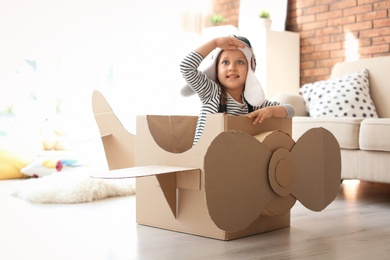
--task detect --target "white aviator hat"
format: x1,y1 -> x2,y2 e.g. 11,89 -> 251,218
181,35 -> 265,107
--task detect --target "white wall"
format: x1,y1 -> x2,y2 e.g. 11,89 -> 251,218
238,0 -> 299,99
0,0 -> 212,138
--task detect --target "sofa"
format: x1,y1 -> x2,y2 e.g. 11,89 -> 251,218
275,56 -> 390,184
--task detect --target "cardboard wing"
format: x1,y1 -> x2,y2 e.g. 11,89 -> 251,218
92,165 -> 200,218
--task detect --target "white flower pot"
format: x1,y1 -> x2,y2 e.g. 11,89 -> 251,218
258,18 -> 272,29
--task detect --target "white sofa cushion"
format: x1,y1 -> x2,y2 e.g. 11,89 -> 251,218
299,69 -> 378,118
293,117 -> 363,149
359,118 -> 390,152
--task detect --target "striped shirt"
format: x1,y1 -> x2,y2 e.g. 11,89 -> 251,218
180,51 -> 295,144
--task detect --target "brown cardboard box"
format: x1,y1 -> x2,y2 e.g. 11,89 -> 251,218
91,91 -> 341,240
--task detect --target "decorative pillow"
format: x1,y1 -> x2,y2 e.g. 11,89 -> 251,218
0,149 -> 30,180
299,69 -> 378,118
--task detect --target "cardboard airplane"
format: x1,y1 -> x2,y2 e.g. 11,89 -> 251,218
91,90 -> 341,240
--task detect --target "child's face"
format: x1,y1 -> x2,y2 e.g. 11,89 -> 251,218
217,50 -> 248,94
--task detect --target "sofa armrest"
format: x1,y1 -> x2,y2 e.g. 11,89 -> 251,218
272,93 -> 309,117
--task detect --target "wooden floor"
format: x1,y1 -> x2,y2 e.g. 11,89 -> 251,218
1,179 -> 390,260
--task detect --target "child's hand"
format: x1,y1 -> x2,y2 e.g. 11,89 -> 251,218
247,106 -> 288,125
215,36 -> 246,50
247,107 -> 273,125
195,36 -> 247,61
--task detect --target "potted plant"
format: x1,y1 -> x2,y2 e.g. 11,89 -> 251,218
210,14 -> 225,26
258,9 -> 271,29
202,14 -> 237,39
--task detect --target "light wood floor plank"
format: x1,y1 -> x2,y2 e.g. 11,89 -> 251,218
1,180 -> 390,259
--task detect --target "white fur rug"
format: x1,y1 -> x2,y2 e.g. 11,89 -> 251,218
10,170 -> 135,204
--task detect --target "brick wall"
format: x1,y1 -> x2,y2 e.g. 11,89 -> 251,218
213,0 -> 390,86
213,0 -> 240,27
287,0 -> 390,85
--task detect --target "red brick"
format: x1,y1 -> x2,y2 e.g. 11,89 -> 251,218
343,4 -> 372,16
288,9 -> 301,19
331,33 -> 347,42
372,36 -> 390,45
301,20 -> 328,31
372,53 -> 390,57
330,49 -> 346,58
315,42 -> 342,51
302,67 -> 330,77
328,15 -> 356,26
302,35 -> 330,45
316,25 -> 343,36
301,45 -> 316,54
316,57 -> 344,67
360,27 -> 390,37
374,1 -> 390,10
299,30 -> 316,38
296,14 -> 316,24
343,21 -> 372,32
374,18 -> 390,28
360,44 -> 390,55
316,0 -> 335,5
356,10 -> 387,22
305,4 -> 329,15
296,0 -> 316,9
317,0 -> 336,4
330,0 -> 357,10
316,10 -> 342,21
358,38 -> 373,47
301,60 -> 316,69
303,51 -> 330,61
358,0 -> 380,4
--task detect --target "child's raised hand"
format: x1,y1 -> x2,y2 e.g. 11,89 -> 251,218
215,36 -> 246,50
195,36 -> 247,60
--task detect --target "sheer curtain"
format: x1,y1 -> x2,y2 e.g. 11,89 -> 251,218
0,0 -> 210,141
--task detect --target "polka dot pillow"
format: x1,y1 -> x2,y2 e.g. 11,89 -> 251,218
299,69 -> 378,118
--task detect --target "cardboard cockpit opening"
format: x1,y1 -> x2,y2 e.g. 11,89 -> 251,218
146,115 -> 198,153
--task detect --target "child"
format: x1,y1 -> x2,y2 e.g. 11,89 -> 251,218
180,35 -> 295,144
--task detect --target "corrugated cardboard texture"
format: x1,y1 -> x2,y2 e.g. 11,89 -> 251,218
262,131 -> 298,216
135,115 -> 293,240
291,128 -> 341,211
146,115 -> 198,153
204,131 -> 274,232
92,92 -> 341,240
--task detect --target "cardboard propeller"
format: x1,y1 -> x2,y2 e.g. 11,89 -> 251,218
204,129 -> 341,232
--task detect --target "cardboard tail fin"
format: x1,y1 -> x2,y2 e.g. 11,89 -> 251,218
92,90 -> 136,170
